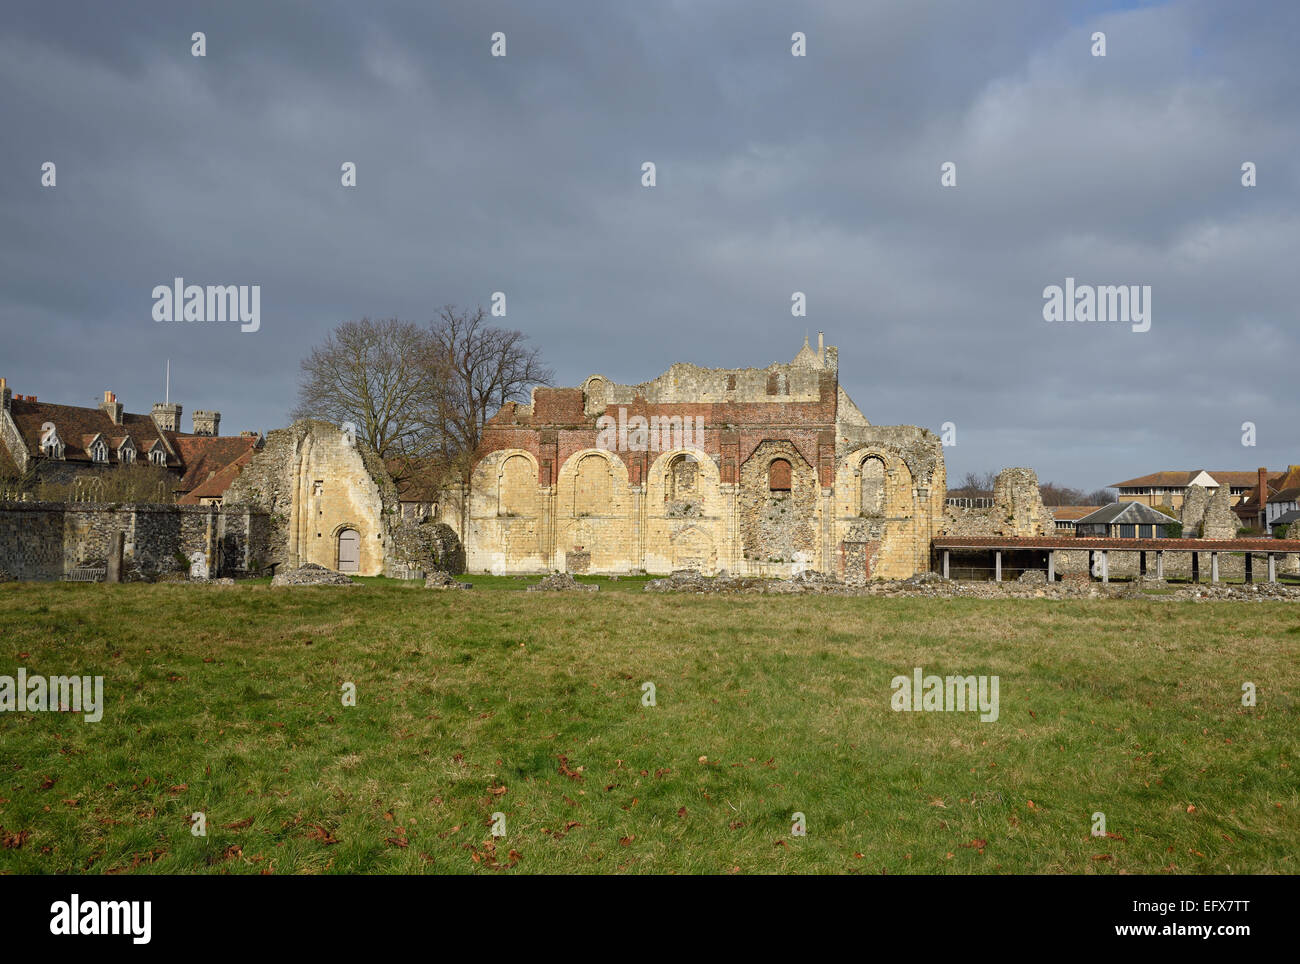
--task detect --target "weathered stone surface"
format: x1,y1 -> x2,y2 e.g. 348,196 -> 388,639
1202,484 -> 1239,539
1180,485 -> 1210,536
424,570 -> 472,590
391,519 -> 464,574
271,562 -> 356,586
0,500 -> 266,581
225,420 -> 399,576
527,572 -> 598,592
941,467 -> 1053,538
464,338 -> 946,581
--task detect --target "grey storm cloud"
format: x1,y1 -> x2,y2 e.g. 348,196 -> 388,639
0,0 -> 1295,491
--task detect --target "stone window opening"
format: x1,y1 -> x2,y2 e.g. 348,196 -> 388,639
666,454 -> 699,502
119,442 -> 135,464
769,458 -> 792,492
859,456 -> 886,517
149,448 -> 166,466
90,440 -> 108,463
574,454 -> 611,518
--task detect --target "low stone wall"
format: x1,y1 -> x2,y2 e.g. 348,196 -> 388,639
1054,547 -> 1300,580
0,501 -> 270,581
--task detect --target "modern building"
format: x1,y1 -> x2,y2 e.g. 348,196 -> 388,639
1111,469 -> 1280,509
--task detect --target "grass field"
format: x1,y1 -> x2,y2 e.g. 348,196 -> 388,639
0,577 -> 1296,874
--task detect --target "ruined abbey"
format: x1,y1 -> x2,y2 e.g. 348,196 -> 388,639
464,335 -> 948,580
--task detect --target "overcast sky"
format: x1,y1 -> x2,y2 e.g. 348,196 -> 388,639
2,0 -> 1295,491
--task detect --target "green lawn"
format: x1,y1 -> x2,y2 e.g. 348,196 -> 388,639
0,578 -> 1296,874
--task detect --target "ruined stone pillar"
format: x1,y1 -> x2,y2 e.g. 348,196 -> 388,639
105,531 -> 124,583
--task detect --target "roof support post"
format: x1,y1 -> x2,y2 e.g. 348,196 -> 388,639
1156,550 -> 1164,580
943,549 -> 949,580
1101,550 -> 1109,584
1245,552 -> 1253,584
995,550 -> 1001,583
1211,552 -> 1220,584
1268,553 -> 1276,584
1047,550 -> 1055,583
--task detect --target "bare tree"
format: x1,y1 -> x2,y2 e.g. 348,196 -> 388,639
292,318 -> 444,460
428,306 -> 553,478
951,470 -> 997,495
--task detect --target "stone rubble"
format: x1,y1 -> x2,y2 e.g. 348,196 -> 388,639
424,570 -> 473,590
270,563 -> 357,587
526,572 -> 598,592
641,569 -> 1300,601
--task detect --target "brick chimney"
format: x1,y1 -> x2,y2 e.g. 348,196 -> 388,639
151,402 -> 182,433
192,410 -> 220,436
100,390 -> 124,425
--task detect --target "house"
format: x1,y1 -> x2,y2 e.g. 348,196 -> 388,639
1074,502 -> 1178,538
1221,466 -> 1300,534
0,377 -> 260,503
1265,466 -> 1300,534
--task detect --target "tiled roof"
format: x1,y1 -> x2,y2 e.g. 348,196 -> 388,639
172,435 -> 260,501
9,398 -> 174,465
1110,470 -> 1281,489
1047,505 -> 1101,521
1269,486 -> 1300,504
2,393 -> 257,502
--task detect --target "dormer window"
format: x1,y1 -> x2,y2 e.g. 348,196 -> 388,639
90,439 -> 108,463
41,423 -> 65,459
118,439 -> 136,464
149,448 -> 166,466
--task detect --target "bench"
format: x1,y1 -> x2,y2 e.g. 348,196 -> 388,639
61,568 -> 106,583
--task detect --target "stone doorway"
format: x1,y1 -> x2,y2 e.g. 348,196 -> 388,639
337,528 -> 361,572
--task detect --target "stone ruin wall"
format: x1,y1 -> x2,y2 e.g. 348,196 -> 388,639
1180,483 -> 1239,539
0,501 -> 268,581
224,419 -> 400,576
939,467 -> 1055,539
